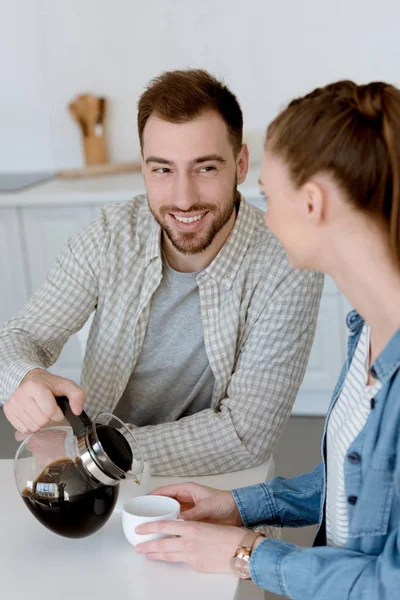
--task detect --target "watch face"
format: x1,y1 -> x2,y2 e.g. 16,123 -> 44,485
231,555 -> 250,579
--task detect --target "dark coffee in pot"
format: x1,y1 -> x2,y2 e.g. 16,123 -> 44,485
22,458 -> 118,538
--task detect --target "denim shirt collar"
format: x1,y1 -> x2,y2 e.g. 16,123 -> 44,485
346,309 -> 400,385
345,309 -> 364,333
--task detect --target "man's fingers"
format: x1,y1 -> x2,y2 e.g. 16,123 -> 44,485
18,380 -> 64,423
4,398 -> 39,434
8,413 -> 30,435
4,371 -> 86,436
67,387 -> 86,416
18,405 -> 43,432
52,379 -> 86,415
37,386 -> 66,422
21,395 -> 56,428
15,429 -> 31,442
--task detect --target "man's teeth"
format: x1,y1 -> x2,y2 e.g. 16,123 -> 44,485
174,213 -> 205,224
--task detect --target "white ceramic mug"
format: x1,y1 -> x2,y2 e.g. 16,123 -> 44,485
122,495 -> 181,547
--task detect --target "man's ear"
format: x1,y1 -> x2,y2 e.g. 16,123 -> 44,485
302,181 -> 324,225
237,144 -> 249,185
140,148 -> 146,174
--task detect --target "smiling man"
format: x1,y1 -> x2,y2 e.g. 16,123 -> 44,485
0,70 -> 323,476
143,112 -> 240,272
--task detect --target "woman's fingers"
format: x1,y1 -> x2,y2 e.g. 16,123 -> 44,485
146,552 -> 183,563
136,520 -> 246,574
135,534 -> 184,555
180,499 -> 213,521
150,483 -> 199,502
135,519 -> 186,537
149,487 -> 217,522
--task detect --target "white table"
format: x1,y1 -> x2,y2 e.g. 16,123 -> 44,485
0,458 -> 271,600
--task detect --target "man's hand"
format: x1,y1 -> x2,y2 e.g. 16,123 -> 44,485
3,368 -> 86,434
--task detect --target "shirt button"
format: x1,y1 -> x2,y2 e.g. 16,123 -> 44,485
347,496 -> 358,506
347,452 -> 361,465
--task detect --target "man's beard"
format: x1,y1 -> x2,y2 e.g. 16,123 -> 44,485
149,184 -> 239,255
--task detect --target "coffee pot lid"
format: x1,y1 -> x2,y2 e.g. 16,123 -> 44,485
56,397 -> 141,486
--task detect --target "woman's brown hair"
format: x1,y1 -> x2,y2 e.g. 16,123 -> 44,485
266,80 -> 400,266
138,69 -> 243,155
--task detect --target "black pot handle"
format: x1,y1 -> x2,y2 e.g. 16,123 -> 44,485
56,396 -> 92,437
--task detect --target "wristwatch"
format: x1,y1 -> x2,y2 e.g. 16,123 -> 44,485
230,530 -> 266,579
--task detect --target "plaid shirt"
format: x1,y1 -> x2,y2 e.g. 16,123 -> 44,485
0,196 -> 323,475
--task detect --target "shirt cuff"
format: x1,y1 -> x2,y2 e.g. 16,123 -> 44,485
232,483 -> 276,527
249,537 -> 299,596
2,361 -> 43,402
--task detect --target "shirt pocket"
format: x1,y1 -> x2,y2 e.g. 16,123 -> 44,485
348,453 -> 395,538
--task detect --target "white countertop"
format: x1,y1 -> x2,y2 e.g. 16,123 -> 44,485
0,167 -> 263,208
0,457 -> 271,600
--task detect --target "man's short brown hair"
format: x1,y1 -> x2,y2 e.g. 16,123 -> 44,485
138,69 -> 243,155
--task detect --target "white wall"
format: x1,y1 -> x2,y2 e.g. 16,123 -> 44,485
2,0 -> 400,171
0,1 -> 54,170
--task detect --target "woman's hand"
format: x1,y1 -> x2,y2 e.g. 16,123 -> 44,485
135,520 -> 248,573
149,482 -> 243,526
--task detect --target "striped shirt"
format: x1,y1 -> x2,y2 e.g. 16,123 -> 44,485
326,323 -> 382,547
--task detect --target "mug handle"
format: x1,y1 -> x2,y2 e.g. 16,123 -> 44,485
56,396 -> 92,437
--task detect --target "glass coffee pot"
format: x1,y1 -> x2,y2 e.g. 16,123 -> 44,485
14,396 -> 144,539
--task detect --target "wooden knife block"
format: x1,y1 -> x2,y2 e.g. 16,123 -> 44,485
83,135 -> 108,166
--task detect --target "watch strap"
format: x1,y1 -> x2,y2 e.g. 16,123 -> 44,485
238,530 -> 262,552
231,530 -> 266,580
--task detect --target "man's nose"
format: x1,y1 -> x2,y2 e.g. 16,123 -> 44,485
172,174 -> 198,211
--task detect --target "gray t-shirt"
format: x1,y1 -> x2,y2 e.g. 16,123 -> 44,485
113,256 -> 215,426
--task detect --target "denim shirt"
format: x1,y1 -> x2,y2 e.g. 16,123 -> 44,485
233,311 -> 400,599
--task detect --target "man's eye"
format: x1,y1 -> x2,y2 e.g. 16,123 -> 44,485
153,167 -> 170,174
198,166 -> 216,173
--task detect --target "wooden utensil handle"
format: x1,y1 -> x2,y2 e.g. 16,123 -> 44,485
83,136 -> 108,166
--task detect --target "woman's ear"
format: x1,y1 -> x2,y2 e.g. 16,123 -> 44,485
301,181 -> 324,225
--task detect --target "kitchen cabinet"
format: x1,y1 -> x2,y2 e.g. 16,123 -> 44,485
19,206 -> 95,383
293,293 -> 345,414
21,206 -> 94,291
0,209 -> 29,327
0,169 -> 350,414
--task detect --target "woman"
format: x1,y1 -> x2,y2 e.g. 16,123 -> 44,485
134,80 -> 400,599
